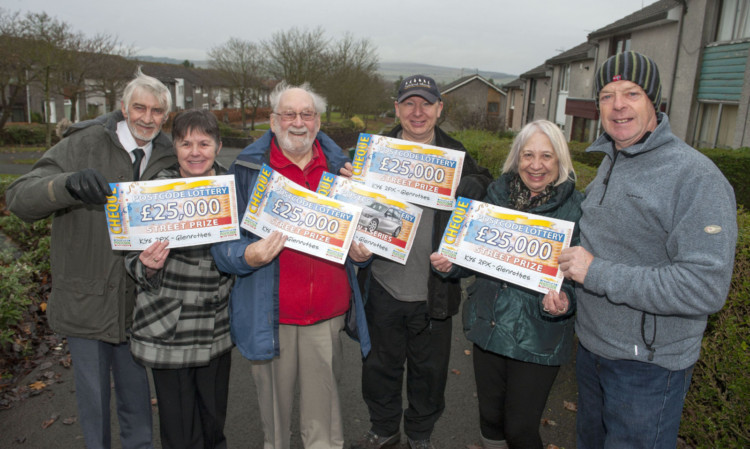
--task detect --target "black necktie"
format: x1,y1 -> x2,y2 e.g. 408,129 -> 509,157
132,148 -> 145,181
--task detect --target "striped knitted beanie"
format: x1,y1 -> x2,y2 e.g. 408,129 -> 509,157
595,51 -> 662,110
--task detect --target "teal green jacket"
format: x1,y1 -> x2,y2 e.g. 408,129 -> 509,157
458,172 -> 583,366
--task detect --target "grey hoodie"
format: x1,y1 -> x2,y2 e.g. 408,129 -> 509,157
575,113 -> 737,371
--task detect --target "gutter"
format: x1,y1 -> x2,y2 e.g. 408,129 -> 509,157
667,2 -> 687,116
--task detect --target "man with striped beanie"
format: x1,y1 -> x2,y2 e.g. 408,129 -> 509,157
558,51 -> 737,448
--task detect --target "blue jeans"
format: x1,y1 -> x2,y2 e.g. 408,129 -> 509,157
576,343 -> 693,449
67,337 -> 153,449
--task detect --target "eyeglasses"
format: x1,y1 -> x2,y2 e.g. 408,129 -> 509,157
272,111 -> 318,122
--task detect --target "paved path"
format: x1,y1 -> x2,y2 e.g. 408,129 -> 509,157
0,316 -> 577,449
0,148 -> 578,449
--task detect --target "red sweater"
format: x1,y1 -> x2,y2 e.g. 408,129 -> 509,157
270,138 -> 350,325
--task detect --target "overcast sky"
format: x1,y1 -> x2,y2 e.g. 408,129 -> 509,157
8,0 -> 658,76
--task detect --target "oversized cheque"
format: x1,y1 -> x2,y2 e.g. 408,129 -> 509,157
437,197 -> 575,293
240,164 -> 361,264
317,172 -> 422,264
350,133 -> 464,210
106,175 -> 240,250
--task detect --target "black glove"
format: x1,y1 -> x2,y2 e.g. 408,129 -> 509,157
457,176 -> 486,201
65,169 -> 112,205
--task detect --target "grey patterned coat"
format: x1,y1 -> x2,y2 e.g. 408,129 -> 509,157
125,163 -> 233,368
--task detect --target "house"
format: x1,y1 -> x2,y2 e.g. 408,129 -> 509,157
519,0 -> 750,149
440,74 -> 507,130
502,78 -> 525,131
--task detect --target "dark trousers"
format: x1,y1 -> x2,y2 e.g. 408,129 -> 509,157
67,337 -> 153,449
151,351 -> 232,449
361,279 -> 453,440
472,344 -> 559,449
576,343 -> 693,449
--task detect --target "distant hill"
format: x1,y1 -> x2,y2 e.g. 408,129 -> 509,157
377,62 -> 517,86
131,56 -> 517,86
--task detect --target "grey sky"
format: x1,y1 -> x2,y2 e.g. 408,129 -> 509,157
8,0 -> 658,75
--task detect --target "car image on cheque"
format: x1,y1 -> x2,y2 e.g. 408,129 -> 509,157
358,202 -> 403,238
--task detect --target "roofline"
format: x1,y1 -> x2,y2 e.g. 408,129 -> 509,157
441,74 -> 506,96
588,4 -> 681,40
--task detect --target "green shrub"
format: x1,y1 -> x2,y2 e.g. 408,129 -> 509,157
0,250 -> 37,346
681,207 -> 750,448
0,123 -> 48,146
699,147 -> 750,210
569,140 -> 605,168
452,129 -> 512,177
216,121 -> 250,139
0,175 -> 51,347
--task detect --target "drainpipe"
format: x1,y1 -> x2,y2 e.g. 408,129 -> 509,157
592,43 -> 602,140
547,66 -> 554,122
667,1 -> 687,117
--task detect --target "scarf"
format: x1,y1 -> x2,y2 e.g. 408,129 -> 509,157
508,172 -> 554,212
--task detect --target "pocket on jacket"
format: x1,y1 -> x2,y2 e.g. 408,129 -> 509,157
131,296 -> 183,340
56,277 -> 107,295
516,314 -> 570,355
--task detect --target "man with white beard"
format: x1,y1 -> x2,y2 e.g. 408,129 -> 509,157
211,82 -> 370,449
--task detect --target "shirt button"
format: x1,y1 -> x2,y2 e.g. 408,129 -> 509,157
490,320 -> 496,327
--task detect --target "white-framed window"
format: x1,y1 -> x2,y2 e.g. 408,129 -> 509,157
558,64 -> 570,93
694,102 -> 738,148
611,34 -> 632,55
717,0 -> 750,41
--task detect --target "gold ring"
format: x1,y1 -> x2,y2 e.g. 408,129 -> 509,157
153,258 -> 159,262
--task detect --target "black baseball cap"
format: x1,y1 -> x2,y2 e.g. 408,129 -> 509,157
397,75 -> 441,104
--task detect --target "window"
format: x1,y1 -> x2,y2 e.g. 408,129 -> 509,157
559,64 -> 570,93
611,34 -> 631,55
488,102 -> 499,114
571,117 -> 595,142
694,102 -> 738,148
716,0 -> 750,41
526,80 -> 537,123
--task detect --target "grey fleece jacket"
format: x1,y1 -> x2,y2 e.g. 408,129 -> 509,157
575,113 -> 737,371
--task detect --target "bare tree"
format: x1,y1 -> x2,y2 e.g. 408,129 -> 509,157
323,33 -> 380,120
209,37 -> 266,129
86,55 -> 137,113
359,73 -> 393,127
0,9 -> 35,130
17,11 -> 75,147
52,32 -> 132,122
262,27 -> 329,88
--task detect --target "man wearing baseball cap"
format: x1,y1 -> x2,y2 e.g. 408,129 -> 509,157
349,75 -> 491,449
559,51 -> 737,448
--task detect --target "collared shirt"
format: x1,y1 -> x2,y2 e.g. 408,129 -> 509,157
116,120 -> 153,177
